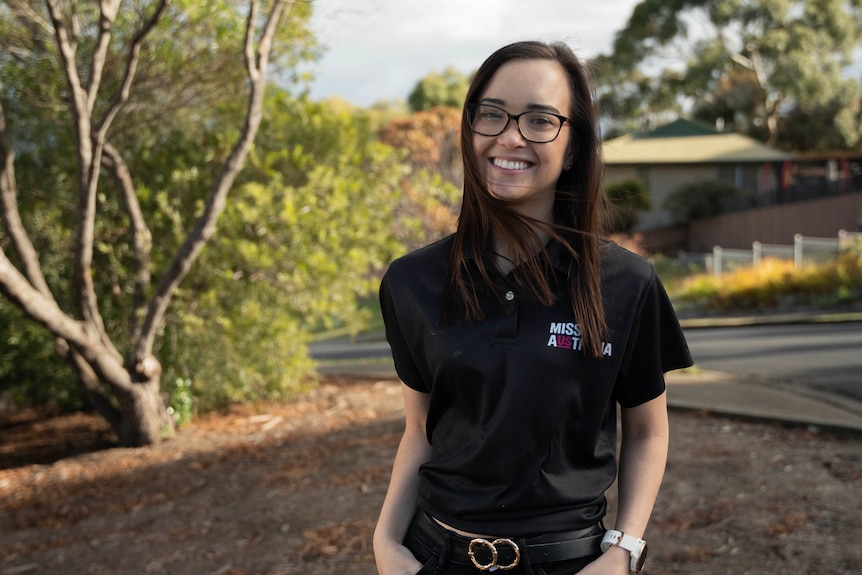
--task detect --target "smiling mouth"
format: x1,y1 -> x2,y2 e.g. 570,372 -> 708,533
492,158 -> 532,171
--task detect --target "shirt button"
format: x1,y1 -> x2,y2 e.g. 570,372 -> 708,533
505,290 -> 515,301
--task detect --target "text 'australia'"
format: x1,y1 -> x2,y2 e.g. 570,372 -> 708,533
547,322 -> 613,357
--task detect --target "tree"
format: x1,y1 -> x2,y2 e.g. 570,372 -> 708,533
407,67 -> 471,112
378,107 -> 463,249
156,93 -> 411,413
0,0 -> 305,446
596,0 -> 862,149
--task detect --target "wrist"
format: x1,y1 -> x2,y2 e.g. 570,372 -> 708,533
604,544 -> 631,565
601,529 -> 649,573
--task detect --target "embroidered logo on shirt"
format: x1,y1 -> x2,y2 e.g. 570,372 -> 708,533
547,322 -> 613,356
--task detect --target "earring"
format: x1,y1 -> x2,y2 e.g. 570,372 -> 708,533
564,163 -> 572,171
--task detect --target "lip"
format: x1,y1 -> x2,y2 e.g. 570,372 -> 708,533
491,157 -> 533,171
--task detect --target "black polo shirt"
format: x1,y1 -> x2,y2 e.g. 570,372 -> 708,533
379,234 -> 692,536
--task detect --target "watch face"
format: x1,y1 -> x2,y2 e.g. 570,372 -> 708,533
635,543 -> 648,572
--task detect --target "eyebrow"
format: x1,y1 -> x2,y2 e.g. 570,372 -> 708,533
479,97 -> 563,114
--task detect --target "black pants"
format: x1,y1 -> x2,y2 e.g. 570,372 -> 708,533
402,512 -> 603,575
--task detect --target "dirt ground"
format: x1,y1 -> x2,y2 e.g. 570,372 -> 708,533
1,375 -> 860,575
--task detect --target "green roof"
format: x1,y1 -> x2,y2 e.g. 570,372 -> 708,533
640,118 -> 720,138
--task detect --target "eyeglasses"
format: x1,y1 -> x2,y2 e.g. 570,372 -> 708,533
467,103 -> 570,143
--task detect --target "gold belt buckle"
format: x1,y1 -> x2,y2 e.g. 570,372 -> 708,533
468,537 -> 521,571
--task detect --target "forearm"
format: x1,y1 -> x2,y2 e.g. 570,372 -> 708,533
374,425 -> 432,544
614,394 -> 669,538
373,384 -> 432,575
615,430 -> 668,537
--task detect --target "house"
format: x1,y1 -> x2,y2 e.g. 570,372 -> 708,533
603,118 -> 792,231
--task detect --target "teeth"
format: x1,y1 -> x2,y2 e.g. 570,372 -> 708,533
493,158 -> 529,170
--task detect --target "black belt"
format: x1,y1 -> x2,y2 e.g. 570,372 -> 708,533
412,511 -> 604,571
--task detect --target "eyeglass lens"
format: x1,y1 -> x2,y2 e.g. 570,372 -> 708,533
470,104 -> 564,143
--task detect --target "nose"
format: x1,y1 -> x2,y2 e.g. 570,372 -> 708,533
496,117 -> 526,146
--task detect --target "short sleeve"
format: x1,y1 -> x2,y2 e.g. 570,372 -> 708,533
379,269 -> 428,392
614,269 -> 693,407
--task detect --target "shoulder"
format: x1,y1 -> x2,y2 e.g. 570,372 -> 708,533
600,240 -> 655,284
382,234 -> 454,291
385,235 -> 454,276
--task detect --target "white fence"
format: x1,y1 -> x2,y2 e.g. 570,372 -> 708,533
682,230 -> 862,277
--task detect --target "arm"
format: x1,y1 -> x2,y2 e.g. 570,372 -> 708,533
373,383 -> 432,575
582,389 -> 670,574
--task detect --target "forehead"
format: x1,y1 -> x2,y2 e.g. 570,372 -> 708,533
479,59 -> 572,112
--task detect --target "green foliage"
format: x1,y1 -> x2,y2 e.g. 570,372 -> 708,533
0,301 -> 82,410
155,93 -> 411,413
597,0 -> 862,149
407,67 -> 471,112
651,253 -> 708,287
164,378 -> 194,427
604,179 -> 651,233
663,179 -> 751,221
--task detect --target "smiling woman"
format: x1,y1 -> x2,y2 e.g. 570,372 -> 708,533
373,40 -> 692,575
469,58 -> 574,220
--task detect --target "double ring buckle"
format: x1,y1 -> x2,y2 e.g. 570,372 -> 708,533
468,537 -> 521,571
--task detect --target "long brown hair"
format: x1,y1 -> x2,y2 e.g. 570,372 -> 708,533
445,40 -> 609,358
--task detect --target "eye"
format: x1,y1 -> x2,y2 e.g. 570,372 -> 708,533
478,106 -> 505,120
526,113 -> 557,128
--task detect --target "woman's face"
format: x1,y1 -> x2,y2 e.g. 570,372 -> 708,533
472,58 -> 573,220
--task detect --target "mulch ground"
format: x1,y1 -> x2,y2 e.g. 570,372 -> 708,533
1,376 -> 860,575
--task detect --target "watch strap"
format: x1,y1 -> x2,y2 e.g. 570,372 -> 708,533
600,529 -> 623,552
600,529 -> 647,573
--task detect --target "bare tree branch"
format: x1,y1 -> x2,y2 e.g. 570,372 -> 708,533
0,249 -> 131,389
43,0 -> 167,363
3,96 -> 133,395
45,0 -> 103,338
244,1 -> 260,78
94,0 -> 170,140
2,79 -> 124,416
133,0 -> 295,361
102,142 -> 152,333
0,101 -> 54,297
85,0 -> 121,115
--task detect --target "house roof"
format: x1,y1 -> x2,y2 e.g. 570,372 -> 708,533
603,119 -> 792,165
642,117 -> 720,137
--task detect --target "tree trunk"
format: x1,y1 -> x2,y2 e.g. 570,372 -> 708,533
114,374 -> 171,447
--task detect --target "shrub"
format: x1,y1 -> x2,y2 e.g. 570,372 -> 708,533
675,249 -> 862,312
664,179 -> 752,221
604,178 -> 651,233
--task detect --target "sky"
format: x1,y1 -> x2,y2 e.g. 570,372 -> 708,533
304,0 -> 643,106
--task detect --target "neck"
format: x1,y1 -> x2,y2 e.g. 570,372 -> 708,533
492,225 -> 551,274
511,195 -> 554,225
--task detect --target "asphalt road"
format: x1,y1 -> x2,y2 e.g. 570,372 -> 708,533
311,321 -> 862,401
683,322 -> 862,401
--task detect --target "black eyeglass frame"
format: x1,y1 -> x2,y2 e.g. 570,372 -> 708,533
466,103 -> 571,143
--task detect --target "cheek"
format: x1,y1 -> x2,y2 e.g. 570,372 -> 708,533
472,135 -> 489,159
557,139 -> 574,165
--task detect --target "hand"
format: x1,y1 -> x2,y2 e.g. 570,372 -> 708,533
373,538 -> 425,575
576,545 -> 632,575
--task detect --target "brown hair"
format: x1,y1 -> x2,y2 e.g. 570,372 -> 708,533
445,40 -> 609,358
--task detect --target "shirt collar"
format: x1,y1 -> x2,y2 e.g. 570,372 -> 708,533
461,234 -> 571,273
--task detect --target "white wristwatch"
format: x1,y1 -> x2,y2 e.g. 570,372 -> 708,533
601,529 -> 648,573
